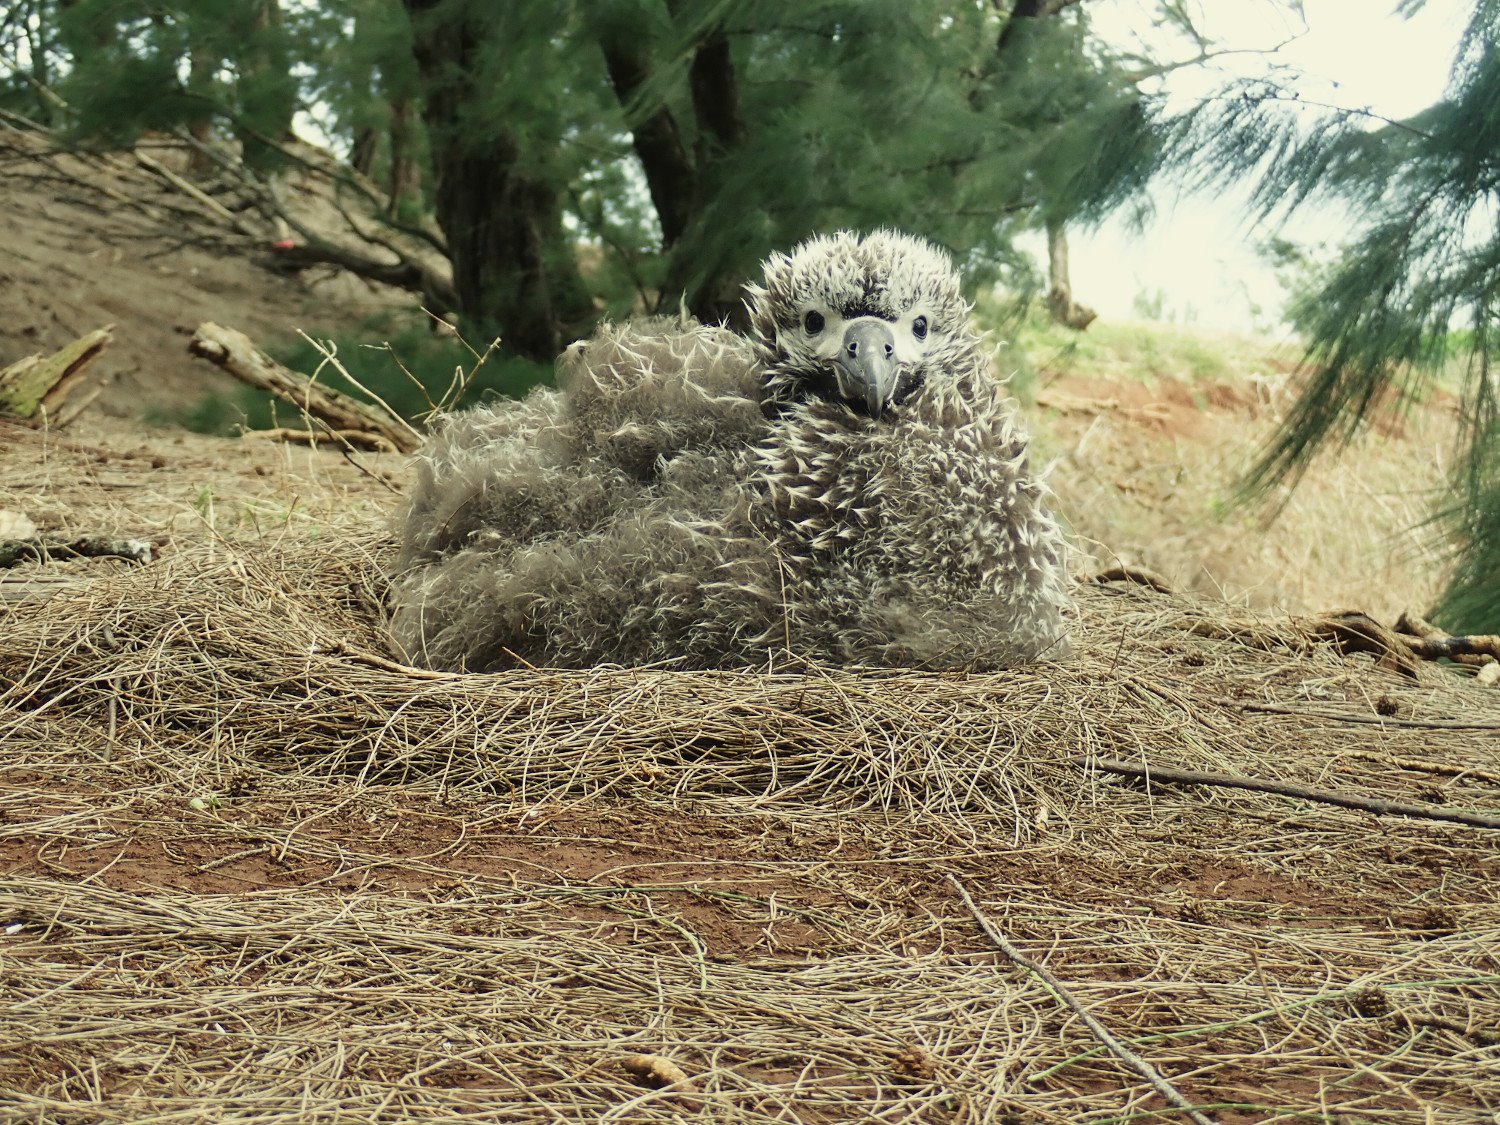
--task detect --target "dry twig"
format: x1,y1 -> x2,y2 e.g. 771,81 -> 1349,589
0,536 -> 152,568
1087,565 -> 1176,594
946,874 -> 1218,1125
188,321 -> 420,454
1079,756 -> 1500,830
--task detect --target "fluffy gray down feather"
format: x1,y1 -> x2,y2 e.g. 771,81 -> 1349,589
389,231 -> 1072,671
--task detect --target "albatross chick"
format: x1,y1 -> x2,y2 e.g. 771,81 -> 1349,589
389,230 -> 1071,671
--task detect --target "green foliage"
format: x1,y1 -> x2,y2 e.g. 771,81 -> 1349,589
143,390 -> 264,436
58,50 -> 200,146
13,0 -> 1193,360
1170,3 -> 1500,629
385,0 -> 1172,344
1258,237 -> 1334,326
264,315 -> 552,423
607,1 -> 1159,311
0,0 -> 338,173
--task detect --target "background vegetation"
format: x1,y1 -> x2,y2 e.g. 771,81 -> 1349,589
2,0 -> 1497,628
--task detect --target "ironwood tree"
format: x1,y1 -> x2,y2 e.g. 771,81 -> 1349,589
3,0 -> 1181,357
3,1 -> 1224,360
391,0 -> 1166,351
36,0 -> 300,170
1177,1 -> 1500,630
399,0 -> 597,359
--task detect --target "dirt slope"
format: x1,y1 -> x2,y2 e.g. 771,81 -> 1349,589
0,127 -> 414,418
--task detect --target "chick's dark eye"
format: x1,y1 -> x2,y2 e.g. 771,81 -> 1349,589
912,316 -> 929,340
803,310 -> 825,335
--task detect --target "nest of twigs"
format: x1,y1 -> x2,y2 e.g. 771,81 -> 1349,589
3,525 -> 1500,1122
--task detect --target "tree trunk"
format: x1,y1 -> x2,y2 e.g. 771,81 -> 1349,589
350,125 -> 379,178
996,0 -> 1081,53
684,29 -> 744,156
235,0 -> 297,172
664,8 -> 748,324
186,44 -> 220,175
402,0 -> 592,361
1045,217 -> 1097,330
598,31 -> 696,248
386,96 -> 422,215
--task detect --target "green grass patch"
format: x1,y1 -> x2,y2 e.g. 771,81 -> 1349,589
974,298 -> 1292,388
149,311 -> 557,437
266,313 -> 553,423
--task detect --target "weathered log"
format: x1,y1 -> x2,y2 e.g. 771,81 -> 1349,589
0,326 -> 114,425
188,322 -> 421,454
0,536 -> 153,568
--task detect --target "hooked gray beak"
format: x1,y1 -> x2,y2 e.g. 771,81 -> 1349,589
833,318 -> 898,416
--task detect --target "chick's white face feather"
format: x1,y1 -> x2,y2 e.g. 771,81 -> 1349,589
747,230 -> 976,418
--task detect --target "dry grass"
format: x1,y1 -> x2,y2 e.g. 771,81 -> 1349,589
1031,350 -> 1458,620
2,418 -> 1499,1123
5,526 -> 1500,1121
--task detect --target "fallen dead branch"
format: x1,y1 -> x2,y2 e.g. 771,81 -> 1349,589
1403,633 -> 1500,664
945,874 -> 1217,1125
0,325 -> 114,425
308,640 -> 465,681
0,535 -> 153,568
1340,748 -> 1500,789
1183,607 -> 1500,680
189,322 -> 421,454
1312,610 -> 1500,673
0,570 -> 86,603
1080,756 -> 1500,830
5,107 -> 454,313
265,237 -> 456,317
1034,390 -> 1121,415
1302,611 -> 1424,677
1242,702 -> 1500,731
241,426 -> 401,453
132,148 -> 257,236
1396,611 -> 1448,642
1087,565 -> 1176,594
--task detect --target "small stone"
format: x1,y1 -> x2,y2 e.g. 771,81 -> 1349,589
0,510 -> 37,539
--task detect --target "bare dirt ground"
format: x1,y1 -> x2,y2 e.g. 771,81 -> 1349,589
0,125 -> 414,420
3,135 -> 1498,1123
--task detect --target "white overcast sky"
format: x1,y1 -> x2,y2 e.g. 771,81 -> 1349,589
1044,0 -> 1470,333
